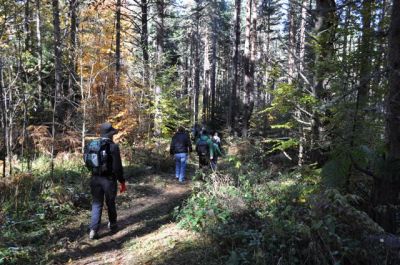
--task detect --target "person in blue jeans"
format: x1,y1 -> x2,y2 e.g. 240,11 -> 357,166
170,126 -> 192,183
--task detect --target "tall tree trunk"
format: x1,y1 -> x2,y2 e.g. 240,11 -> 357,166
310,0 -> 337,147
358,0 -> 372,108
193,1 -> 201,125
24,0 -> 31,51
154,0 -> 164,137
35,0 -> 43,106
372,0 -> 400,233
68,0 -> 77,98
227,0 -> 241,131
243,0 -> 252,137
287,2 -> 295,84
243,0 -> 257,137
387,0 -> 400,160
0,59 -> 5,177
115,0 -> 121,91
210,0 -> 218,122
51,0 -> 62,181
203,29 -> 210,123
141,0 -> 149,87
298,0 -> 307,75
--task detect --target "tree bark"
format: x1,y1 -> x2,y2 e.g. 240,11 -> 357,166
243,0 -> 257,137
115,0 -> 121,91
35,0 -> 43,106
310,0 -> 337,147
387,0 -> 400,160
154,0 -> 164,137
68,0 -> 78,98
287,2 -> 296,84
210,0 -> 218,121
203,29 -> 210,123
193,1 -> 201,125
0,59 -> 6,177
227,0 -> 241,131
51,0 -> 62,181
141,0 -> 149,87
298,0 -> 307,75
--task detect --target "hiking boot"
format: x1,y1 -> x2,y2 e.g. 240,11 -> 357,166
89,229 -> 97,240
108,222 -> 118,232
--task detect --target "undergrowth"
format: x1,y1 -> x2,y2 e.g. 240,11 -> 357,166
0,154 -> 90,265
176,139 -> 400,265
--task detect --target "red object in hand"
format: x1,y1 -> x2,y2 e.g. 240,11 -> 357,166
120,182 -> 127,193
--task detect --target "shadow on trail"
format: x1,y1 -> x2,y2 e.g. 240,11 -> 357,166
53,189 -> 190,264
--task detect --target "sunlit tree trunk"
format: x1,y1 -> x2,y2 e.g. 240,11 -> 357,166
35,0 -> 43,106
141,0 -> 149,87
154,0 -> 164,137
210,0 -> 218,121
51,0 -> 62,181
310,0 -> 337,147
243,0 -> 257,137
203,29 -> 210,123
227,0 -> 241,131
287,1 -> 295,84
0,59 -> 6,177
193,0 -> 201,124
68,0 -> 77,98
298,0 -> 307,75
115,0 -> 121,91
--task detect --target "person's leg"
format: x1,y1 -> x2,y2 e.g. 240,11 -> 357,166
90,176 -> 104,233
103,178 -> 118,227
175,153 -> 180,179
178,153 -> 187,182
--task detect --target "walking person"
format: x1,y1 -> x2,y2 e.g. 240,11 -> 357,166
196,130 -> 213,169
210,140 -> 223,171
84,122 -> 126,240
170,126 -> 192,183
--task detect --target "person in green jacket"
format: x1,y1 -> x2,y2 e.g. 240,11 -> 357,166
210,140 -> 222,171
195,130 -> 213,168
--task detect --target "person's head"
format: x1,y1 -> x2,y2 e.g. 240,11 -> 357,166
214,132 -> 218,137
177,126 -> 185,133
201,129 -> 208,136
100,122 -> 118,140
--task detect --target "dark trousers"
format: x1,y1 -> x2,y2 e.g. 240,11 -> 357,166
199,155 -> 209,168
211,156 -> 219,171
89,175 -> 117,232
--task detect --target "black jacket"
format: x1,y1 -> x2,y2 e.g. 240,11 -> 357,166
170,132 -> 192,155
94,138 -> 125,183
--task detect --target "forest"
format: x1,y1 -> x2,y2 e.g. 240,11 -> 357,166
1,0 -> 400,264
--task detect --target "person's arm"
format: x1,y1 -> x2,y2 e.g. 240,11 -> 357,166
170,136 -> 175,155
111,144 -> 124,183
208,140 -> 214,158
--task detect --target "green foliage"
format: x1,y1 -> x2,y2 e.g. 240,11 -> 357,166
0,155 -> 90,264
175,183 -> 232,232
154,66 -> 191,138
176,140 -> 396,264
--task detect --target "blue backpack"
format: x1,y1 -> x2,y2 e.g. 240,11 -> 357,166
83,139 -> 112,175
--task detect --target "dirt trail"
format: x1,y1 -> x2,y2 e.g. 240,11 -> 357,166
51,171 -> 191,265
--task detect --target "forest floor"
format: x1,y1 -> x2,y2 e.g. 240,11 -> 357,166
49,162 -> 220,265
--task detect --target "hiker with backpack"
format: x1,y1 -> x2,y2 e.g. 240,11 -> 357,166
83,122 -> 126,240
170,126 -> 192,183
195,130 -> 213,168
211,132 -> 223,171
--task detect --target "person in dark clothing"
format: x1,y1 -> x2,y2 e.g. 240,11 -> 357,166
195,130 -> 213,169
88,122 -> 126,240
170,126 -> 192,183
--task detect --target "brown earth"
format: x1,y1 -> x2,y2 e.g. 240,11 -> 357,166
49,170 -> 198,265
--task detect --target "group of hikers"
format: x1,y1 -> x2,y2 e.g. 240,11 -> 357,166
169,124 -> 223,183
83,122 -> 222,240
